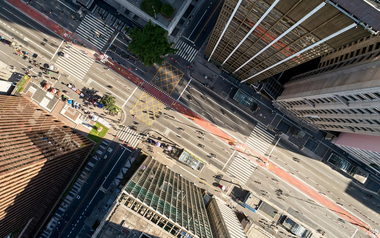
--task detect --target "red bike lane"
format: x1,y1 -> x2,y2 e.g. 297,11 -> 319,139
8,0 -> 376,235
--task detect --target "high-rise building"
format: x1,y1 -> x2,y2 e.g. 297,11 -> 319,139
0,95 -> 93,237
205,0 -> 378,84
334,133 -> 380,174
122,157 -> 213,238
276,34 -> 380,136
206,196 -> 247,238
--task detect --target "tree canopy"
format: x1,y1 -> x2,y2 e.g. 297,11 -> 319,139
128,21 -> 177,66
141,0 -> 162,16
161,3 -> 174,17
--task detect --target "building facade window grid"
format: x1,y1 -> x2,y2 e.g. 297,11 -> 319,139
124,158 -> 213,238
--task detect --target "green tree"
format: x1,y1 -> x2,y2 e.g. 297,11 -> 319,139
101,95 -> 116,110
161,3 -> 174,17
128,21 -> 177,66
141,0 -> 162,16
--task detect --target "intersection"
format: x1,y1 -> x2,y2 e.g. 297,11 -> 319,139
1,0 -> 379,237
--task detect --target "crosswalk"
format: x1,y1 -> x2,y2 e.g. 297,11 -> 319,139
75,14 -> 114,51
116,126 -> 143,149
227,154 -> 257,184
246,122 -> 275,156
174,40 -> 198,62
55,44 -> 94,81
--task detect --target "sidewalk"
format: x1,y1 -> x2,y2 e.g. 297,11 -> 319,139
8,0 -> 374,235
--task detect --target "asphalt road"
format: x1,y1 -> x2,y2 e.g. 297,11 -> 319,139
2,0 -> 379,237
50,142 -> 132,238
182,0 -> 224,47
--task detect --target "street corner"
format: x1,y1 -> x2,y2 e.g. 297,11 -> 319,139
130,92 -> 164,126
150,61 -> 184,95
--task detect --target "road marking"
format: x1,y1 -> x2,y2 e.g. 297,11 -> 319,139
50,39 -> 64,62
0,49 -> 27,68
122,86 -> 138,107
189,87 -> 249,125
3,3 -> 62,38
0,12 -> 53,55
162,124 -> 226,164
88,78 -> 127,102
57,0 -> 77,12
303,209 -> 339,238
188,10 -> 208,39
177,78 -> 192,101
194,0 -> 223,43
182,96 -> 244,131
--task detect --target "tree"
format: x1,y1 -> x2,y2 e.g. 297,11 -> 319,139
128,21 -> 177,66
161,3 -> 174,17
101,95 -> 116,110
141,0 -> 162,16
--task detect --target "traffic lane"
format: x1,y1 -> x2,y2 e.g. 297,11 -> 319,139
105,50 -> 150,78
25,0 -> 80,32
179,95 -> 248,144
180,89 -> 252,133
192,0 -> 223,45
57,143 -> 123,237
53,142 -> 120,236
190,80 -> 256,131
0,43 -> 29,69
0,4 -> 62,52
272,144 -> 353,199
61,192 -> 105,237
86,78 -> 129,108
157,115 -> 231,165
102,148 -> 134,189
247,162 -> 354,238
89,61 -> 138,90
183,0 -> 220,42
0,17 -> 55,60
273,143 -> 350,189
159,107 -> 233,156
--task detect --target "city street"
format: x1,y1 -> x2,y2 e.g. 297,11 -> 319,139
1,0 -> 379,237
50,142 -> 133,238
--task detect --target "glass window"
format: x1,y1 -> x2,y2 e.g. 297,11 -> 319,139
365,93 -> 375,100
356,94 -> 367,100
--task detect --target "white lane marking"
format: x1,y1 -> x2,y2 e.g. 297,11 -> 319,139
182,91 -> 246,129
88,79 -> 127,102
50,39 -> 64,62
276,149 -> 331,185
168,108 -> 232,147
57,0 -> 77,12
0,49 -> 27,68
0,12 -> 53,55
163,124 -> 226,164
3,3 -> 62,38
2,7 -> 58,43
303,209 -> 339,238
188,10 -> 208,38
182,96 -> 244,131
262,157 -> 371,229
88,75 -> 131,99
189,87 -> 249,125
122,86 -> 138,108
115,37 -> 129,48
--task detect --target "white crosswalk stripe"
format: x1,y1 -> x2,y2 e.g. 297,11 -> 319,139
116,126 -> 143,148
55,45 -> 94,81
227,154 -> 256,184
75,14 -> 114,50
174,40 -> 198,62
246,122 -> 275,156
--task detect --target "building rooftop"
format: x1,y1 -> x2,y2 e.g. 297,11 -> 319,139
97,156 -> 213,238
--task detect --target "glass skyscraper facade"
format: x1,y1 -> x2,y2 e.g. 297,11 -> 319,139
124,157 -> 213,238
